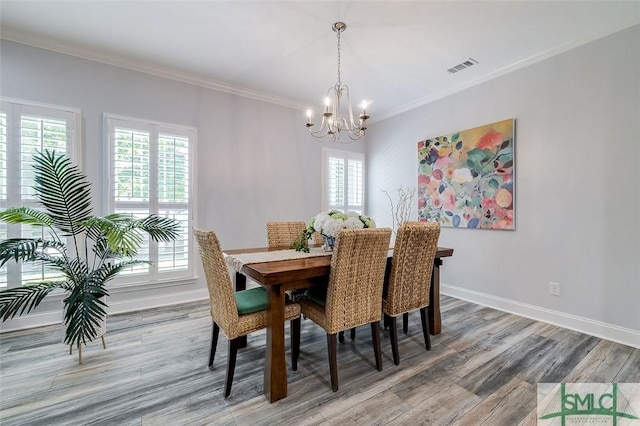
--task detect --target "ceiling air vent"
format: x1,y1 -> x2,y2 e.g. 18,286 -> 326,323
447,58 -> 479,74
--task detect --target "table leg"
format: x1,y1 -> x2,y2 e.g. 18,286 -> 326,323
428,258 -> 443,335
234,273 -> 247,348
264,284 -> 287,403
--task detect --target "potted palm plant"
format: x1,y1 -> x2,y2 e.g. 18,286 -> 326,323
0,149 -> 180,362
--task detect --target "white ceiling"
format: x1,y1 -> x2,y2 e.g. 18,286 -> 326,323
1,1 -> 639,121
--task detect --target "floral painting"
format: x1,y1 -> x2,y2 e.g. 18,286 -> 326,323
417,119 -> 515,230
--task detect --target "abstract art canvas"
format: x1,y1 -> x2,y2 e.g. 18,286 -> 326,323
417,119 -> 515,230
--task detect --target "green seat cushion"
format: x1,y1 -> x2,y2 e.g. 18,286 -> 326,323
235,287 -> 267,315
304,286 -> 328,306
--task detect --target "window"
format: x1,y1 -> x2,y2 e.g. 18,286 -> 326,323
105,114 -> 195,284
0,99 -> 80,288
322,148 -> 364,213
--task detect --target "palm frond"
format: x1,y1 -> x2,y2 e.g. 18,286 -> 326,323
0,207 -> 54,228
105,228 -> 144,257
32,149 -> 92,236
134,215 -> 181,242
0,238 -> 68,268
89,260 -> 149,286
81,214 -> 145,256
0,239 -> 42,267
91,235 -> 112,260
0,282 -> 63,321
81,214 -> 125,241
39,256 -> 88,285
63,284 -> 108,345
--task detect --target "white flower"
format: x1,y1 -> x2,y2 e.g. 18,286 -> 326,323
344,217 -> 364,229
323,220 -> 345,238
313,212 -> 330,233
309,210 -> 376,238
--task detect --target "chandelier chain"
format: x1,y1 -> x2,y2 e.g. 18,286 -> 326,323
336,28 -> 341,85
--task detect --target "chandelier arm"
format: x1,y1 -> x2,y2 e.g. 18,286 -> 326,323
342,83 -> 357,128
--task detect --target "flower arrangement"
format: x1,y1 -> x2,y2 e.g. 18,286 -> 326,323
292,210 -> 376,252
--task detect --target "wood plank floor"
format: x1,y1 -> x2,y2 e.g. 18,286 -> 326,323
1,295 -> 638,425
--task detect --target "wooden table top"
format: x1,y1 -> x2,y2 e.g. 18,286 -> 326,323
224,245 -> 454,287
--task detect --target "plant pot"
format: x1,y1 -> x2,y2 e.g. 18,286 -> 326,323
322,235 -> 336,251
62,305 -> 107,365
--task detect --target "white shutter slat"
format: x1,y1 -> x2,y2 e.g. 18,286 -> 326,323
158,209 -> 189,272
327,157 -> 344,208
323,149 -> 364,214
158,134 -> 189,203
107,116 -> 193,283
20,116 -> 67,200
113,129 -> 150,202
0,112 -> 7,202
0,112 -> 6,286
0,102 -> 76,288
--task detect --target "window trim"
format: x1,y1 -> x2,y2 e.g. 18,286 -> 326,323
103,113 -> 197,287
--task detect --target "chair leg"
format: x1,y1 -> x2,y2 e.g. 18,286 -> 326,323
403,312 -> 409,334
387,314 -> 400,365
371,322 -> 383,371
101,335 -> 107,349
291,317 -> 301,371
350,328 -> 356,340
209,321 -> 220,368
420,307 -> 431,351
225,337 -> 240,397
77,343 -> 82,365
338,330 -> 345,343
327,333 -> 339,392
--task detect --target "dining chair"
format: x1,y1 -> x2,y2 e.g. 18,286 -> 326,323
266,221 -> 307,247
312,231 -> 323,245
292,227 -> 392,392
193,228 -> 301,397
383,221 -> 440,365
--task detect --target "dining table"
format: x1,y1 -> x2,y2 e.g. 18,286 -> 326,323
223,244 -> 454,403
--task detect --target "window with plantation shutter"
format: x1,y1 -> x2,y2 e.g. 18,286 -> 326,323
105,114 -> 194,285
322,148 -> 364,214
0,99 -> 80,289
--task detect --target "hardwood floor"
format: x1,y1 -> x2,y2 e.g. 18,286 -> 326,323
1,295 -> 638,425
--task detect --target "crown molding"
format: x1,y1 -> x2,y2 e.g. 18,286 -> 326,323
0,27 -> 307,111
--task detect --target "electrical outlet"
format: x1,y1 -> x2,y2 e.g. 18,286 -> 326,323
549,282 -> 561,296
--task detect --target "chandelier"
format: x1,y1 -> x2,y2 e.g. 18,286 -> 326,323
305,22 -> 369,143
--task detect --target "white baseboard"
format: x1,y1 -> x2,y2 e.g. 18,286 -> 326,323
442,284 -> 640,349
0,288 -> 209,333
0,310 -> 63,333
107,288 -> 208,315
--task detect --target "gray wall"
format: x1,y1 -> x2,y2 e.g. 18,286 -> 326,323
2,24 -> 639,346
0,39 -> 364,329
367,25 -> 640,344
